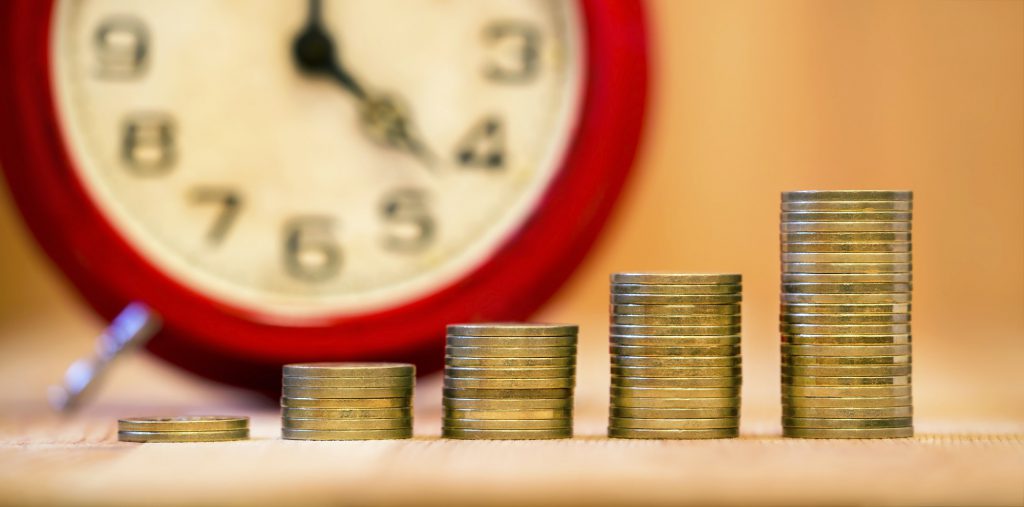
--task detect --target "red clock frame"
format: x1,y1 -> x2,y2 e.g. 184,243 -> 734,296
0,0 -> 648,391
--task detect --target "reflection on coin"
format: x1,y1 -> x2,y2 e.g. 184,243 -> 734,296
282,376 -> 414,388
782,375 -> 911,386
781,211 -> 912,222
441,418 -> 571,430
444,408 -> 572,420
611,396 -> 740,409
783,262 -> 912,274
782,417 -> 913,429
781,200 -> 912,212
611,294 -> 743,305
611,366 -> 742,378
446,323 -> 578,337
783,232 -> 911,243
610,335 -> 742,347
610,344 -> 740,357
781,313 -> 909,324
781,364 -> 912,377
781,272 -> 912,283
612,355 -> 741,368
782,190 -> 912,201
610,325 -> 741,336
443,377 -> 575,390
782,252 -> 912,263
283,362 -> 414,378
782,385 -> 912,397
781,324 -> 911,335
611,273 -> 742,285
783,396 -> 912,408
782,222 -> 911,233
783,427 -> 913,438
612,376 -> 742,388
611,284 -> 742,295
611,304 -> 741,316
608,427 -> 738,439
282,386 -> 413,399
117,416 -> 248,433
281,407 -> 411,419
446,335 -> 576,348
445,356 -> 575,368
611,386 -> 741,398
783,406 -> 913,418
610,407 -> 739,419
282,418 -> 412,431
781,293 -> 911,304
782,334 -> 911,345
609,417 -> 737,430
783,355 -> 911,366
442,428 -> 572,440
442,387 -> 573,399
782,243 -> 911,254
611,314 -> 741,326
781,303 -> 911,314
444,366 -> 575,379
282,428 -> 412,440
782,344 -> 911,356
118,429 -> 249,443
442,397 -> 574,411
445,346 -> 575,358
782,282 -> 911,294
281,397 -> 411,409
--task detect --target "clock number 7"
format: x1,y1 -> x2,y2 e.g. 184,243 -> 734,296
284,216 -> 341,282
190,187 -> 242,245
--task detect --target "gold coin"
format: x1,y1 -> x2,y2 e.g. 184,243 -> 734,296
783,417 -> 913,429
612,355 -> 741,369
443,377 -> 575,389
782,211 -> 912,222
446,323 -> 578,337
783,355 -> 911,366
612,314 -> 741,326
281,397 -> 410,409
782,252 -> 912,263
441,387 -> 572,399
611,283 -> 742,295
781,293 -> 911,304
782,385 -> 912,397
611,294 -> 742,305
281,386 -> 413,399
443,397 -> 574,410
611,335 -> 742,347
442,418 -> 571,430
783,406 -> 913,418
282,418 -> 412,430
782,200 -> 912,212
609,417 -> 737,430
612,376 -> 741,388
611,386 -> 741,399
783,231 -> 911,243
783,427 -> 913,438
610,324 -> 741,336
782,272 -> 912,283
782,190 -> 912,202
781,303 -> 911,314
781,324 -> 911,335
783,262 -> 912,274
611,273 -> 742,285
782,344 -> 911,356
782,282 -> 912,294
282,428 -> 412,440
608,427 -> 738,439
782,222 -> 911,233
782,314 -> 910,325
611,366 -> 742,378
117,416 -> 248,433
782,242 -> 911,254
610,344 -> 741,357
281,407 -> 411,419
782,364 -> 911,376
610,407 -> 739,419
283,362 -> 414,378
782,375 -> 911,386
783,396 -> 912,408
782,334 -> 911,345
442,428 -> 571,440
611,304 -> 741,316
445,345 -> 576,358
117,429 -> 249,443
445,356 -> 575,368
446,335 -> 576,348
611,396 -> 740,409
282,376 -> 414,388
444,366 -> 575,379
444,408 -> 572,420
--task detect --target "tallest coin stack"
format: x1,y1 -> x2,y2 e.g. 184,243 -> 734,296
780,190 -> 913,439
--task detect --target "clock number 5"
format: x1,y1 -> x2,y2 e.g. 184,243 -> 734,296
483,21 -> 540,84
381,189 -> 435,253
284,217 -> 341,282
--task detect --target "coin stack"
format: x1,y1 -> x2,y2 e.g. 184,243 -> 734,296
281,362 -> 414,441
780,190 -> 913,439
442,323 -> 577,440
608,273 -> 742,439
118,416 -> 249,443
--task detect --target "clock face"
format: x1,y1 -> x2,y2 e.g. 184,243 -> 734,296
51,0 -> 583,319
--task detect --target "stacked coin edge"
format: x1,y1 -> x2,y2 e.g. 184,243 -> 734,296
117,416 -> 250,442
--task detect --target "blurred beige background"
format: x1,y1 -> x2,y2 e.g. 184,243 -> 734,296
0,0 -> 1022,428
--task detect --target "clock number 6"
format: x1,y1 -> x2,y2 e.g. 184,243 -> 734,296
284,217 -> 341,282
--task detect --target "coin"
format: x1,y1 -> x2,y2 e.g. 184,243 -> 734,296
783,427 -> 913,438
783,355 -> 911,366
783,417 -> 913,429
611,366 -> 742,378
612,376 -> 741,388
610,325 -> 742,336
283,418 -> 412,430
444,408 -> 572,420
281,386 -> 414,399
611,284 -> 742,295
281,407 -> 411,419
611,304 -> 741,316
608,427 -> 738,439
442,418 -> 571,430
611,335 -> 742,347
445,356 -> 576,368
781,303 -> 911,314
782,344 -> 911,356
782,272 -> 912,283
781,293 -> 911,304
781,364 -> 912,377
610,407 -> 739,419
782,252 -> 912,263
611,396 -> 740,409
446,335 -> 577,348
782,385 -> 912,397
444,366 -> 575,379
783,232 -> 912,243
282,428 -> 412,440
782,375 -> 911,386
441,387 -> 572,399
782,314 -> 910,325
446,323 -> 578,337
781,324 -> 911,335
442,397 -> 574,410
782,282 -> 912,294
611,386 -> 741,398
442,428 -> 572,440
784,262 -> 912,274
782,222 -> 911,233
118,429 -> 250,443
611,273 -> 742,285
782,212 -> 912,223
609,417 -> 737,430
445,346 -> 576,358
612,355 -> 741,368
783,406 -> 913,418
611,294 -> 742,305
610,344 -> 741,357
283,362 -> 414,378
281,397 -> 411,409
782,334 -> 911,345
282,376 -> 414,388
781,200 -> 912,212
782,190 -> 912,201
782,242 -> 911,254
612,314 -> 741,326
443,377 -> 575,389
117,416 -> 249,433
783,396 -> 912,408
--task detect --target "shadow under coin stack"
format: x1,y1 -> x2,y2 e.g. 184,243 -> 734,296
608,273 -> 743,439
443,324 -> 577,440
117,416 -> 249,443
281,363 -> 415,440
781,190 -> 913,438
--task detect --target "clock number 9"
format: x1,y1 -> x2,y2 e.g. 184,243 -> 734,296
483,21 -> 541,84
381,189 -> 435,253
284,217 -> 341,282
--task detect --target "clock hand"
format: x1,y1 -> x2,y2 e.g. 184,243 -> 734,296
292,0 -> 366,100
359,93 -> 437,169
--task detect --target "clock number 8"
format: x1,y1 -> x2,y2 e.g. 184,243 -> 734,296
284,217 -> 341,282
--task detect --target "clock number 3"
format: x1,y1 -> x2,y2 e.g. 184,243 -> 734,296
284,217 -> 342,282
483,21 -> 541,83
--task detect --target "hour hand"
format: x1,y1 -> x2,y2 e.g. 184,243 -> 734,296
292,0 -> 365,100
359,94 -> 436,169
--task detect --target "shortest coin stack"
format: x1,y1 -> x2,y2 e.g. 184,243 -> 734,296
443,323 -> 577,440
118,416 -> 250,443
281,362 -> 415,441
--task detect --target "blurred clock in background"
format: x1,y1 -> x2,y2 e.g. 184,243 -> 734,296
0,0 -> 647,391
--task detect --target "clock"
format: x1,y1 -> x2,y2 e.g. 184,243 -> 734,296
0,0 -> 647,390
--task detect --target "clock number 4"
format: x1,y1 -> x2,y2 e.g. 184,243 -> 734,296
284,217 -> 341,282
94,16 -> 149,79
483,21 -> 540,84
455,116 -> 505,170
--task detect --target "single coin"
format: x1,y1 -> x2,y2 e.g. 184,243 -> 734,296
444,366 -> 575,379
782,190 -> 912,202
783,417 -> 913,429
443,377 -> 575,390
610,344 -> 741,357
782,344 -> 911,356
445,346 -> 576,358
283,362 -> 414,378
282,386 -> 413,399
782,272 -> 912,283
281,407 -> 411,419
783,262 -> 912,275
443,397 -> 574,411
782,252 -> 912,263
782,313 -> 910,325
611,283 -> 742,295
781,364 -> 911,377
612,314 -> 740,326
611,335 -> 742,347
780,324 -> 911,335
782,385 -> 912,397
446,335 -> 577,348
611,304 -> 741,316
281,397 -> 410,409
611,396 -> 740,409
782,242 -> 911,254
612,355 -> 741,369
282,428 -> 412,441
782,334 -> 911,345
610,324 -> 741,336
444,408 -> 573,420
610,417 -> 737,430
783,396 -> 912,408
117,416 -> 248,433
118,429 -> 249,443
612,376 -> 741,388
782,282 -> 911,294
611,407 -> 739,419
781,303 -> 911,314
611,273 -> 742,285
446,323 -> 578,337
782,222 -> 911,233
442,418 -> 571,430
782,375 -> 911,386
282,376 -> 414,388
783,355 -> 911,366
781,211 -> 912,222
442,387 -> 572,399
783,426 -> 913,438
611,386 -> 741,399
784,406 -> 913,418
445,356 -> 576,368
611,294 -> 742,305
611,366 -> 742,378
608,427 -> 738,439
442,428 -> 572,440
283,418 -> 412,431
783,231 -> 912,243
783,200 -> 912,212
781,293 -> 911,304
